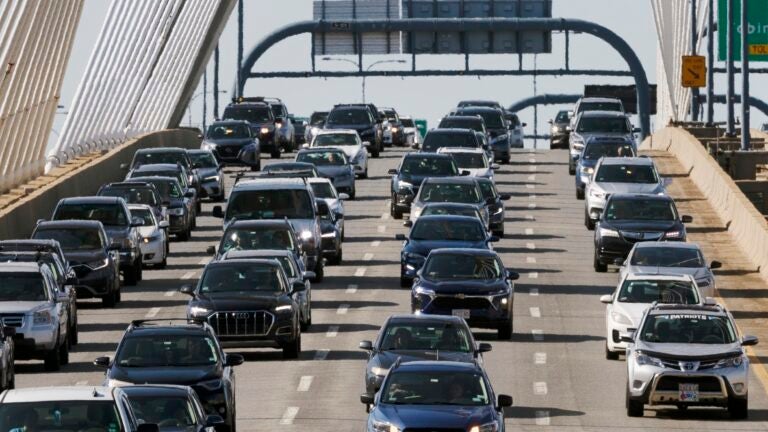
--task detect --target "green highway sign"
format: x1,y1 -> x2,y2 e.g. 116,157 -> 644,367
719,0 -> 768,61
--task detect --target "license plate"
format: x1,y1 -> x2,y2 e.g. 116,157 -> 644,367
452,309 -> 470,319
679,384 -> 699,402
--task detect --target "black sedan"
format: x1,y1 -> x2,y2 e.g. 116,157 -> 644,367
122,385 -> 226,432
475,177 -> 511,237
188,150 -> 225,201
359,314 -> 490,394
388,153 -> 460,219
130,176 -> 196,241
594,193 -> 692,272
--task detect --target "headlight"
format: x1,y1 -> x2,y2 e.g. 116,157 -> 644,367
310,127 -> 319,134
275,122 -> 283,128
275,304 -> 293,313
665,230 -> 683,239
106,378 -> 132,387
260,127 -> 270,134
696,278 -> 712,288
610,311 -> 633,326
371,366 -> 389,377
635,351 -> 664,368
598,227 -> 619,238
404,252 -> 425,262
391,127 -> 399,133
300,230 -> 313,241
581,166 -> 594,174
88,257 -> 110,270
372,421 -> 399,432
202,175 -> 220,183
201,141 -> 216,151
397,180 -> 413,191
713,355 -> 745,369
32,309 -> 52,325
142,234 -> 161,243
551,126 -> 559,133
168,207 -> 185,216
189,306 -> 210,318
410,207 -> 422,219
589,188 -> 606,199
493,206 -> 503,215
413,286 -> 435,297
198,378 -> 223,391
492,134 -> 509,144
470,422 -> 499,432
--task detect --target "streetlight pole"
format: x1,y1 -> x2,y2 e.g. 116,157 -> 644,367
322,57 -> 406,102
188,90 -> 227,127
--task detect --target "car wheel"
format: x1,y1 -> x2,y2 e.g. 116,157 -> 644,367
501,156 -> 510,164
361,167 -> 368,179
729,396 -> 748,419
271,149 -> 281,159
568,159 -> 575,175
400,275 -> 410,288
102,289 -> 117,308
116,285 -> 122,303
585,210 -> 595,230
391,194 -> 403,219
492,229 -> 504,238
59,337 -> 69,365
283,330 -> 301,359
43,340 -> 61,372
71,321 -> 79,346
196,200 -> 202,214
178,226 -> 191,242
370,146 -> 380,158
7,362 -> 14,389
136,258 -> 143,282
594,250 -> 607,273
349,187 -> 356,200
576,187 -> 585,200
626,385 -> 644,417
605,343 -> 619,360
498,321 -> 513,340
312,259 -> 324,283
123,264 -> 138,287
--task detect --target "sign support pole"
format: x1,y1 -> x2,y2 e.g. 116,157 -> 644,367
707,0 -> 715,125
726,0 -> 736,136
741,0 -> 751,150
691,0 -> 700,121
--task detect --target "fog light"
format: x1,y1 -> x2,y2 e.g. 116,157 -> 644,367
633,380 -> 644,390
733,383 -> 745,393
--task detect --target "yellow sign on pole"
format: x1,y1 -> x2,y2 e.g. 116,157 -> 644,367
681,55 -> 706,88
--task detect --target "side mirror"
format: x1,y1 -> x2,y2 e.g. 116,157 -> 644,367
681,215 -> 693,223
108,243 -> 121,251
119,163 -> 129,170
206,245 -> 216,255
338,193 -> 350,200
565,126 -> 572,131
506,270 -> 520,280
460,170 -> 471,176
204,415 -> 226,428
497,394 -> 513,408
613,258 -> 625,266
619,332 -> 635,343
360,393 -> 375,405
359,340 -> 373,351
704,297 -> 718,306
632,127 -> 642,133
522,123 -> 527,127
137,424 -> 160,432
477,342 -> 492,353
302,271 -> 316,280
362,141 -> 371,147
158,220 -> 169,229
403,220 -> 413,227
395,234 -> 407,241
225,353 -> 245,366
291,281 -> 306,293
387,168 -> 398,175
301,143 -> 310,149
499,194 -> 511,201
212,206 -> 224,218
710,260 -> 722,269
491,164 -> 500,170
184,190 -> 195,198
489,235 -> 500,243
547,119 -> 553,125
599,294 -> 612,304
93,356 -> 110,367
742,335 -> 759,346
179,284 -> 195,295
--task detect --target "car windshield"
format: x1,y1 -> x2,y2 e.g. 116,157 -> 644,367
460,111 -> 503,129
309,112 -> 328,125
450,153 -> 487,168
0,401 -> 122,432
199,264 -> 283,293
423,254 -> 502,280
189,152 -> 218,168
439,118 -> 483,132
617,279 -> 699,304
640,314 -> 737,344
420,183 -> 481,204
223,106 -> 271,123
459,101 -> 498,108
422,133 -> 477,152
326,108 -> 370,125
259,255 -> 296,278
141,179 -> 183,200
577,116 -> 629,133
410,219 -> 485,241
477,181 -> 498,199
127,396 -> 197,430
33,228 -> 103,250
379,322 -> 472,352
220,228 -> 296,254
313,134 -> 358,147
310,183 -> 336,199
271,103 -> 287,117
207,124 -> 250,139
0,273 -> 48,301
400,157 -> 458,176
579,101 -> 623,113
381,371 -> 489,406
506,114 -> 520,128
100,187 -> 157,206
132,170 -> 186,187
401,118 -> 415,127
116,335 -> 219,367
630,247 -> 705,268
595,164 -> 658,183
582,143 -> 635,160
227,189 -> 314,220
54,204 -> 127,226
297,151 -> 347,166
134,152 -> 188,168
130,208 -> 155,227
422,206 -> 479,219
605,198 -> 676,221
555,111 -> 570,122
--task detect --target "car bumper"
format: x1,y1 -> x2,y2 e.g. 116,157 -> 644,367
168,214 -> 189,233
321,235 -> 340,254
393,191 -> 416,211
330,177 -> 355,193
192,386 -> 231,420
139,239 -> 165,264
412,296 -> 512,329
12,326 -> 58,358
595,237 -> 634,263
200,180 -> 225,199
118,251 -> 137,267
71,266 -> 115,298
352,161 -> 366,175
629,366 -> 749,406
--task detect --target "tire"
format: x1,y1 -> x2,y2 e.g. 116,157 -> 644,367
116,285 -> 122,303
729,397 -> 748,419
312,259 -> 324,283
498,321 -> 513,340
178,226 -> 191,241
626,385 -> 644,417
361,168 -> 368,179
605,343 -> 619,360
400,275 -> 411,288
136,258 -> 143,282
71,321 -> 79,346
576,187 -> 585,200
370,145 -> 380,158
7,362 -> 14,390
568,160 -> 576,175
59,337 -> 69,365
328,248 -> 342,265
492,229 -> 504,238
196,200 -> 202,214
349,187 -> 356,200
282,330 -> 301,359
501,156 -> 510,164
391,194 -> 403,220
102,289 -> 117,308
158,255 -> 167,269
123,264 -> 138,287
585,211 -> 595,230
43,341 -> 61,372
271,149 -> 281,159
594,250 -> 608,273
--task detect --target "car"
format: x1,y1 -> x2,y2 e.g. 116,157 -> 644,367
414,203 -> 485,227
624,303 -> 757,418
262,97 -> 296,152
221,249 -> 314,331
316,198 -> 343,265
181,259 -> 305,358
213,179 -> 324,281
222,98 -> 279,157
575,137 -> 636,199
32,220 -> 122,307
594,194 -> 692,272
126,163 -> 200,214
308,129 -> 369,178
454,106 -> 511,163
130,176 -> 196,241
307,177 -> 348,238
0,386 -> 150,431
188,149 -> 226,201
0,262 -> 70,371
359,314 -> 491,394
409,177 -> 489,227
380,107 -> 405,146
585,157 -> 665,229
569,111 -> 637,175
295,147 -> 356,198
475,177 -> 510,237
504,112 -> 525,149
126,147 -> 199,191
51,196 -> 144,286
396,215 -> 499,287
325,104 -> 382,157
399,116 -> 421,148
388,153 -> 460,219
305,111 -> 329,144
209,219 -> 306,273
128,204 -> 169,269
618,242 -> 722,298
361,361 -> 513,431
292,115 -> 309,145
257,162 -> 319,179
411,249 -> 519,339
600,273 -> 705,360
456,99 -> 504,110
438,115 -> 487,138
200,120 -> 261,170
572,97 -> 625,122
548,109 -> 571,149
122,384 -> 226,432
97,181 -> 165,223
96,319 -> 244,430
421,128 -> 484,153
436,147 -> 498,179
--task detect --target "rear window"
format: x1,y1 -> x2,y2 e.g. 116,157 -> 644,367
227,189 -> 314,220
423,132 -> 478,152
0,401 -> 123,432
439,118 -> 483,132
223,106 -> 272,123
576,116 -> 629,134
54,203 -> 127,226
327,108 -> 370,126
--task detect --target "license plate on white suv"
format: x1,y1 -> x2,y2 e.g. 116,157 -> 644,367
452,309 -> 470,319
679,384 -> 699,402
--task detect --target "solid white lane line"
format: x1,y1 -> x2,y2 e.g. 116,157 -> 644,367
535,411 -> 551,426
198,257 -> 211,265
75,380 -> 88,386
355,267 -> 367,277
371,240 -> 381,247
314,349 -> 330,360
532,329 -> 544,341
363,253 -> 374,261
528,272 -> 539,279
297,376 -> 313,392
528,203 -> 536,209
377,225 -> 386,233
280,407 -> 299,425
526,242 -> 536,250
326,326 -> 339,337
530,288 -> 539,296
534,382 -> 548,395
529,307 -> 541,318
337,304 -> 350,314
525,228 -> 534,235
181,271 -> 196,280
526,257 -> 537,264
534,353 -> 547,365
145,307 -> 161,318
346,284 -> 358,294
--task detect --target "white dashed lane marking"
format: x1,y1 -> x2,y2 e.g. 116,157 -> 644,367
534,382 -> 548,395
528,272 -> 539,279
525,228 -> 534,235
181,271 -> 196,280
530,288 -> 539,296
526,243 -> 536,250
337,304 -> 350,315
535,411 -> 551,426
355,267 -> 367,277
377,225 -> 386,233
314,349 -> 330,360
371,240 -> 381,247
532,330 -> 544,341
526,257 -> 537,264
363,253 -> 374,261
326,326 -> 339,337
345,284 -> 358,294
534,353 -> 547,365
280,407 -> 299,425
297,376 -> 313,392
145,307 -> 160,318
529,307 -> 541,318
528,203 -> 536,209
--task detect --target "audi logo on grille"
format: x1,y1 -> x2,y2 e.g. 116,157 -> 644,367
231,312 -> 250,319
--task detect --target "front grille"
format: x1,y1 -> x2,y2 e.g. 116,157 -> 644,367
432,296 -> 492,310
70,264 -> 92,278
655,376 -> 722,393
0,314 -> 24,327
620,231 -> 664,243
219,146 -> 240,157
207,311 -> 274,336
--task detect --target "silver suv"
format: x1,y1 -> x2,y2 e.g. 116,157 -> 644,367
0,262 -> 71,371
623,303 -> 757,419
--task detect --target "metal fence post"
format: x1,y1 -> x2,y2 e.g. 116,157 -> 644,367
741,0 -> 750,149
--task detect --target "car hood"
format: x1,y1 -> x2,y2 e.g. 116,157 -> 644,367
322,198 -> 343,214
324,145 -> 360,159
578,159 -> 599,168
63,249 -> 107,263
316,165 -> 350,177
399,173 -> 452,187
638,342 -> 743,360
287,219 -> 317,236
110,364 -> 221,386
0,302 -> 48,314
207,138 -> 252,146
593,182 -> 663,195
373,350 -> 474,369
607,220 -> 680,232
613,302 -> 655,327
574,131 -> 634,141
195,292 -> 282,310
627,265 -> 708,280
464,168 -> 492,178
377,404 -> 494,430
103,226 -> 130,242
420,279 -> 507,295
197,167 -> 219,179
406,240 -> 489,256
137,226 -> 159,237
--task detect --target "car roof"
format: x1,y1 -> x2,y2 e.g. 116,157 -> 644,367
130,176 -> 179,184
428,128 -> 475,135
0,262 -> 43,273
633,241 -> 701,251
458,100 -> 500,106
0,239 -> 61,248
206,258 -> 282,269
608,193 -> 671,202
456,106 -> 503,113
600,157 -> 653,166
422,176 -> 478,185
135,147 -> 186,154
209,120 -> 250,126
227,101 -> 269,107
127,204 -> 154,211
415,215 -> 483,223
59,196 -> 122,205
36,220 -> 103,230
102,181 -> 156,189
580,97 -> 622,103
625,273 -> 694,282
437,147 -> 485,155
119,385 -> 192,398
441,115 -> 483,122
233,178 -> 308,191
579,110 -> 628,118
223,250 -> 293,259
306,177 -> 333,185
428,248 -> 497,257
316,129 -> 357,136
133,163 -> 181,171
403,153 -> 454,160
386,314 -> 468,325
225,219 -> 293,229
187,149 -> 216,155
394,361 -> 481,372
647,304 -> 725,316
298,147 -> 345,154
422,202 -> 479,209
1,387 -> 116,403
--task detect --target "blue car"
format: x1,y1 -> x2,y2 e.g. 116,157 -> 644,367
575,136 -> 636,200
396,215 -> 498,287
411,249 -> 519,340
361,361 -> 513,432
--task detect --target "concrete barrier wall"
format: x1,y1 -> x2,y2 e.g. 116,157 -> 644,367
0,129 -> 200,240
642,127 -> 768,279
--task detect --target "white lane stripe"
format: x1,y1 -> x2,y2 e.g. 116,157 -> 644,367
534,352 -> 547,365
529,307 -> 541,318
377,225 -> 386,233
526,184 -> 535,189
532,329 -> 544,341
525,228 -> 534,235
528,272 -> 539,279
346,284 -> 358,294
525,215 -> 535,221
526,257 -> 536,264
280,407 -> 299,425
363,253 -> 374,261
381,213 -> 390,220
326,326 -> 339,337
145,307 -> 160,318
181,271 -> 196,280
75,380 -> 88,386
528,203 -> 536,209
198,257 -> 210,265
314,349 -> 330,360
297,376 -> 313,392
371,240 -> 381,247
534,382 -> 548,395
355,267 -> 367,277
529,165 -> 537,171
164,290 -> 175,297
535,411 -> 551,426
530,288 -> 539,296
337,304 -> 350,314
527,174 -> 536,181
526,242 -> 536,250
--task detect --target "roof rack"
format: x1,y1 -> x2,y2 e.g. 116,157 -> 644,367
651,303 -> 723,312
232,96 -> 282,104
129,318 -> 204,328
